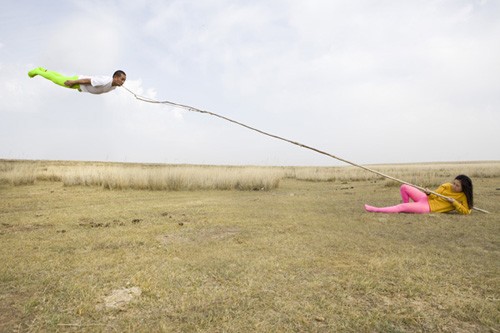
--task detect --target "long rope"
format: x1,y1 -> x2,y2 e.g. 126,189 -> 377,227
121,86 -> 490,214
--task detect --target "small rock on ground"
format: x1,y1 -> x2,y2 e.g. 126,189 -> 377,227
101,287 -> 142,310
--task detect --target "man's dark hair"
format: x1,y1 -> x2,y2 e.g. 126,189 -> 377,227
113,70 -> 126,77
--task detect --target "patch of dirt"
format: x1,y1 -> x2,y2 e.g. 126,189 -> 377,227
97,286 -> 142,311
78,217 -> 126,228
78,217 -> 111,228
0,222 -> 54,233
161,211 -> 208,226
0,291 -> 31,332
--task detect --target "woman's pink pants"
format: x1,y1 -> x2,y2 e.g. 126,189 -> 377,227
365,184 -> 431,214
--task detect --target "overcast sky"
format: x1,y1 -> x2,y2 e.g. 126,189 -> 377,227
1,0 -> 499,166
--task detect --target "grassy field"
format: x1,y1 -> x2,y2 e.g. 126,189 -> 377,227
0,160 -> 499,332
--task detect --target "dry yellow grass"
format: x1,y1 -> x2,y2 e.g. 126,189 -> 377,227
290,161 -> 500,186
60,165 -> 282,191
0,160 -> 499,332
1,159 -> 499,190
0,160 -> 283,191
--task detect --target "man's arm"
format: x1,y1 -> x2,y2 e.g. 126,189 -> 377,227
64,78 -> 91,87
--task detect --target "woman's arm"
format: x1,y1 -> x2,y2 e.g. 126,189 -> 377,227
446,197 -> 470,214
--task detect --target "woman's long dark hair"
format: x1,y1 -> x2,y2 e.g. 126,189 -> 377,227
455,175 -> 473,208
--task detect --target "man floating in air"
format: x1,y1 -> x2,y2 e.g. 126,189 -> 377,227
28,67 -> 126,94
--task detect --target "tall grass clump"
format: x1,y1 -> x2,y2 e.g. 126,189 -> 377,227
0,163 -> 36,185
61,166 -> 282,191
288,162 -> 500,186
1,159 -> 499,190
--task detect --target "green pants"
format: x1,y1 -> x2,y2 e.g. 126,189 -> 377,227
28,67 -> 80,90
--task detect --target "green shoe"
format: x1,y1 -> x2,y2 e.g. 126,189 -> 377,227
28,67 -> 47,78
28,69 -> 38,78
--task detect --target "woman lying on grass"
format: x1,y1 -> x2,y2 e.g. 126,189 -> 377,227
365,175 -> 473,215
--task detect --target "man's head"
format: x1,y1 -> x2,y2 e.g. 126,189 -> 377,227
112,70 -> 126,86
